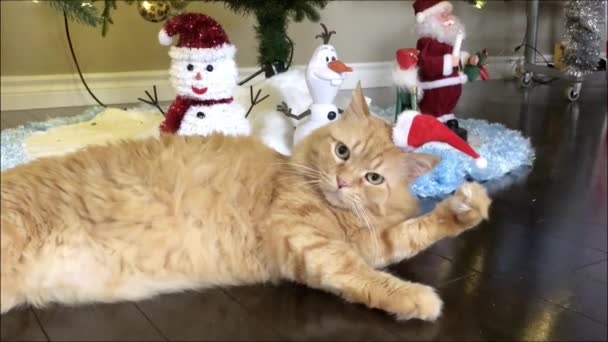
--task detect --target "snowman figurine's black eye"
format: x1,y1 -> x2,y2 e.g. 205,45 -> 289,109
187,64 -> 194,71
325,56 -> 329,62
196,112 -> 205,119
206,64 -> 214,72
331,56 -> 336,61
327,111 -> 337,120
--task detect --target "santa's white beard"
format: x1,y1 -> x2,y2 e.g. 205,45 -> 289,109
415,16 -> 465,45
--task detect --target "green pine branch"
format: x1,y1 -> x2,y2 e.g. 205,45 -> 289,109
207,0 -> 327,71
100,0 -> 118,37
47,0 -> 100,27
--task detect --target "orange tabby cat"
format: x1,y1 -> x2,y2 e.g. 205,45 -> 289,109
0,84 -> 490,321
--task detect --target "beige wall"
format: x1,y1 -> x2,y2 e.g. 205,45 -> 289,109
1,0 -> 566,76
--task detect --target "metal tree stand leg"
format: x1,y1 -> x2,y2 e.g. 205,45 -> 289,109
520,0 -> 586,101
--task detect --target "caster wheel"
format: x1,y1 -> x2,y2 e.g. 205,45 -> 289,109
566,86 -> 580,102
520,73 -> 532,88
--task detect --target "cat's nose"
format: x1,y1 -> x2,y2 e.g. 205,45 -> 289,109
337,176 -> 351,188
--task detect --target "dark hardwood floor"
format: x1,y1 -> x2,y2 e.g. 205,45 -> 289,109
1,73 -> 606,341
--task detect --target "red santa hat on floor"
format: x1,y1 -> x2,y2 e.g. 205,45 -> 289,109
393,110 -> 487,168
158,13 -> 236,62
413,0 -> 453,23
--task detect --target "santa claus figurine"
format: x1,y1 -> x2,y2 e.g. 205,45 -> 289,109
413,0 -> 479,141
158,13 -> 250,137
393,110 -> 487,169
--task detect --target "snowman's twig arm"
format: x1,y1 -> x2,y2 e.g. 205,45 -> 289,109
137,85 -> 165,115
245,85 -> 270,118
277,101 -> 311,120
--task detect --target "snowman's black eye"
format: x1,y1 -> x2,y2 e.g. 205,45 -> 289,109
331,56 -> 336,61
187,64 -> 194,71
206,64 -> 214,72
327,111 -> 337,120
325,56 -> 329,62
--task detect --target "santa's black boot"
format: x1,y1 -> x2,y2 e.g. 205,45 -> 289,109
445,119 -> 468,142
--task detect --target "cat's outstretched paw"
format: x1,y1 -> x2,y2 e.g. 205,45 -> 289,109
447,182 -> 491,231
394,284 -> 443,322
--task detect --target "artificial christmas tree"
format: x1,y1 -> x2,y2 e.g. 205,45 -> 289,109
209,0 -> 328,78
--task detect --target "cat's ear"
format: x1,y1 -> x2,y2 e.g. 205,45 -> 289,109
343,81 -> 370,120
403,153 -> 440,182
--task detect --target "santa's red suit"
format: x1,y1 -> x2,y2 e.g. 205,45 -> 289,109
414,0 -> 468,122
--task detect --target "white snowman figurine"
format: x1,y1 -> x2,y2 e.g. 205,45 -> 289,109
158,13 -> 250,137
279,24 -> 352,146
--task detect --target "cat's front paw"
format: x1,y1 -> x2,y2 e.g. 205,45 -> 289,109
394,283 -> 443,322
447,182 -> 491,231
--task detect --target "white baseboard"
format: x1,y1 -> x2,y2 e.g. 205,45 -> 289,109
0,56 -> 543,111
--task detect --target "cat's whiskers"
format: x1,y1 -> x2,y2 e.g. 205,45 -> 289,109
278,163 -> 333,185
273,162 -> 323,176
351,202 -> 379,259
291,179 -> 323,188
276,171 -> 325,190
278,169 -> 320,180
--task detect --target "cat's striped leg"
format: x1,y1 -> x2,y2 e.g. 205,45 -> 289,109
279,235 -> 443,321
364,182 -> 491,268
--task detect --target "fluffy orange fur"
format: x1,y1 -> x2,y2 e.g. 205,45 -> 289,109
0,85 -> 491,321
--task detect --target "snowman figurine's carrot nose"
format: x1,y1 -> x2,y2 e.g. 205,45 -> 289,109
328,60 -> 353,73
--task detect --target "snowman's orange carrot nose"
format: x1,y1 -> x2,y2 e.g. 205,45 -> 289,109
328,60 -> 353,73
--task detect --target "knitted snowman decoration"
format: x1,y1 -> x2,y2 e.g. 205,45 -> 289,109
159,13 -> 250,137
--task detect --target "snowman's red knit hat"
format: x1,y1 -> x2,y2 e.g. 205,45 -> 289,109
158,13 -> 236,62
393,110 -> 487,168
413,0 -> 453,23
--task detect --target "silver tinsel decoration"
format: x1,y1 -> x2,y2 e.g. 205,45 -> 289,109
561,0 -> 605,77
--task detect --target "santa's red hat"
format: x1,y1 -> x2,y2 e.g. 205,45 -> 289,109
158,13 -> 236,61
393,110 -> 487,168
413,0 -> 453,23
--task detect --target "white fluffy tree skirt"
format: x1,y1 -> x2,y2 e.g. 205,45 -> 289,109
24,108 -> 164,160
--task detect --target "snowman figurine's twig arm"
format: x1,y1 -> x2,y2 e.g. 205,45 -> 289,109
277,101 -> 311,120
245,85 -> 270,118
137,85 -> 165,115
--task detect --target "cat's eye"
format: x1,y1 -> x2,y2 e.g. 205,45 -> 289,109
187,64 -> 194,71
334,142 -> 350,160
365,172 -> 384,185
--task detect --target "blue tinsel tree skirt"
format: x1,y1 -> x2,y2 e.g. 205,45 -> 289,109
372,105 -> 535,198
1,107 -> 103,172
1,105 -> 535,198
